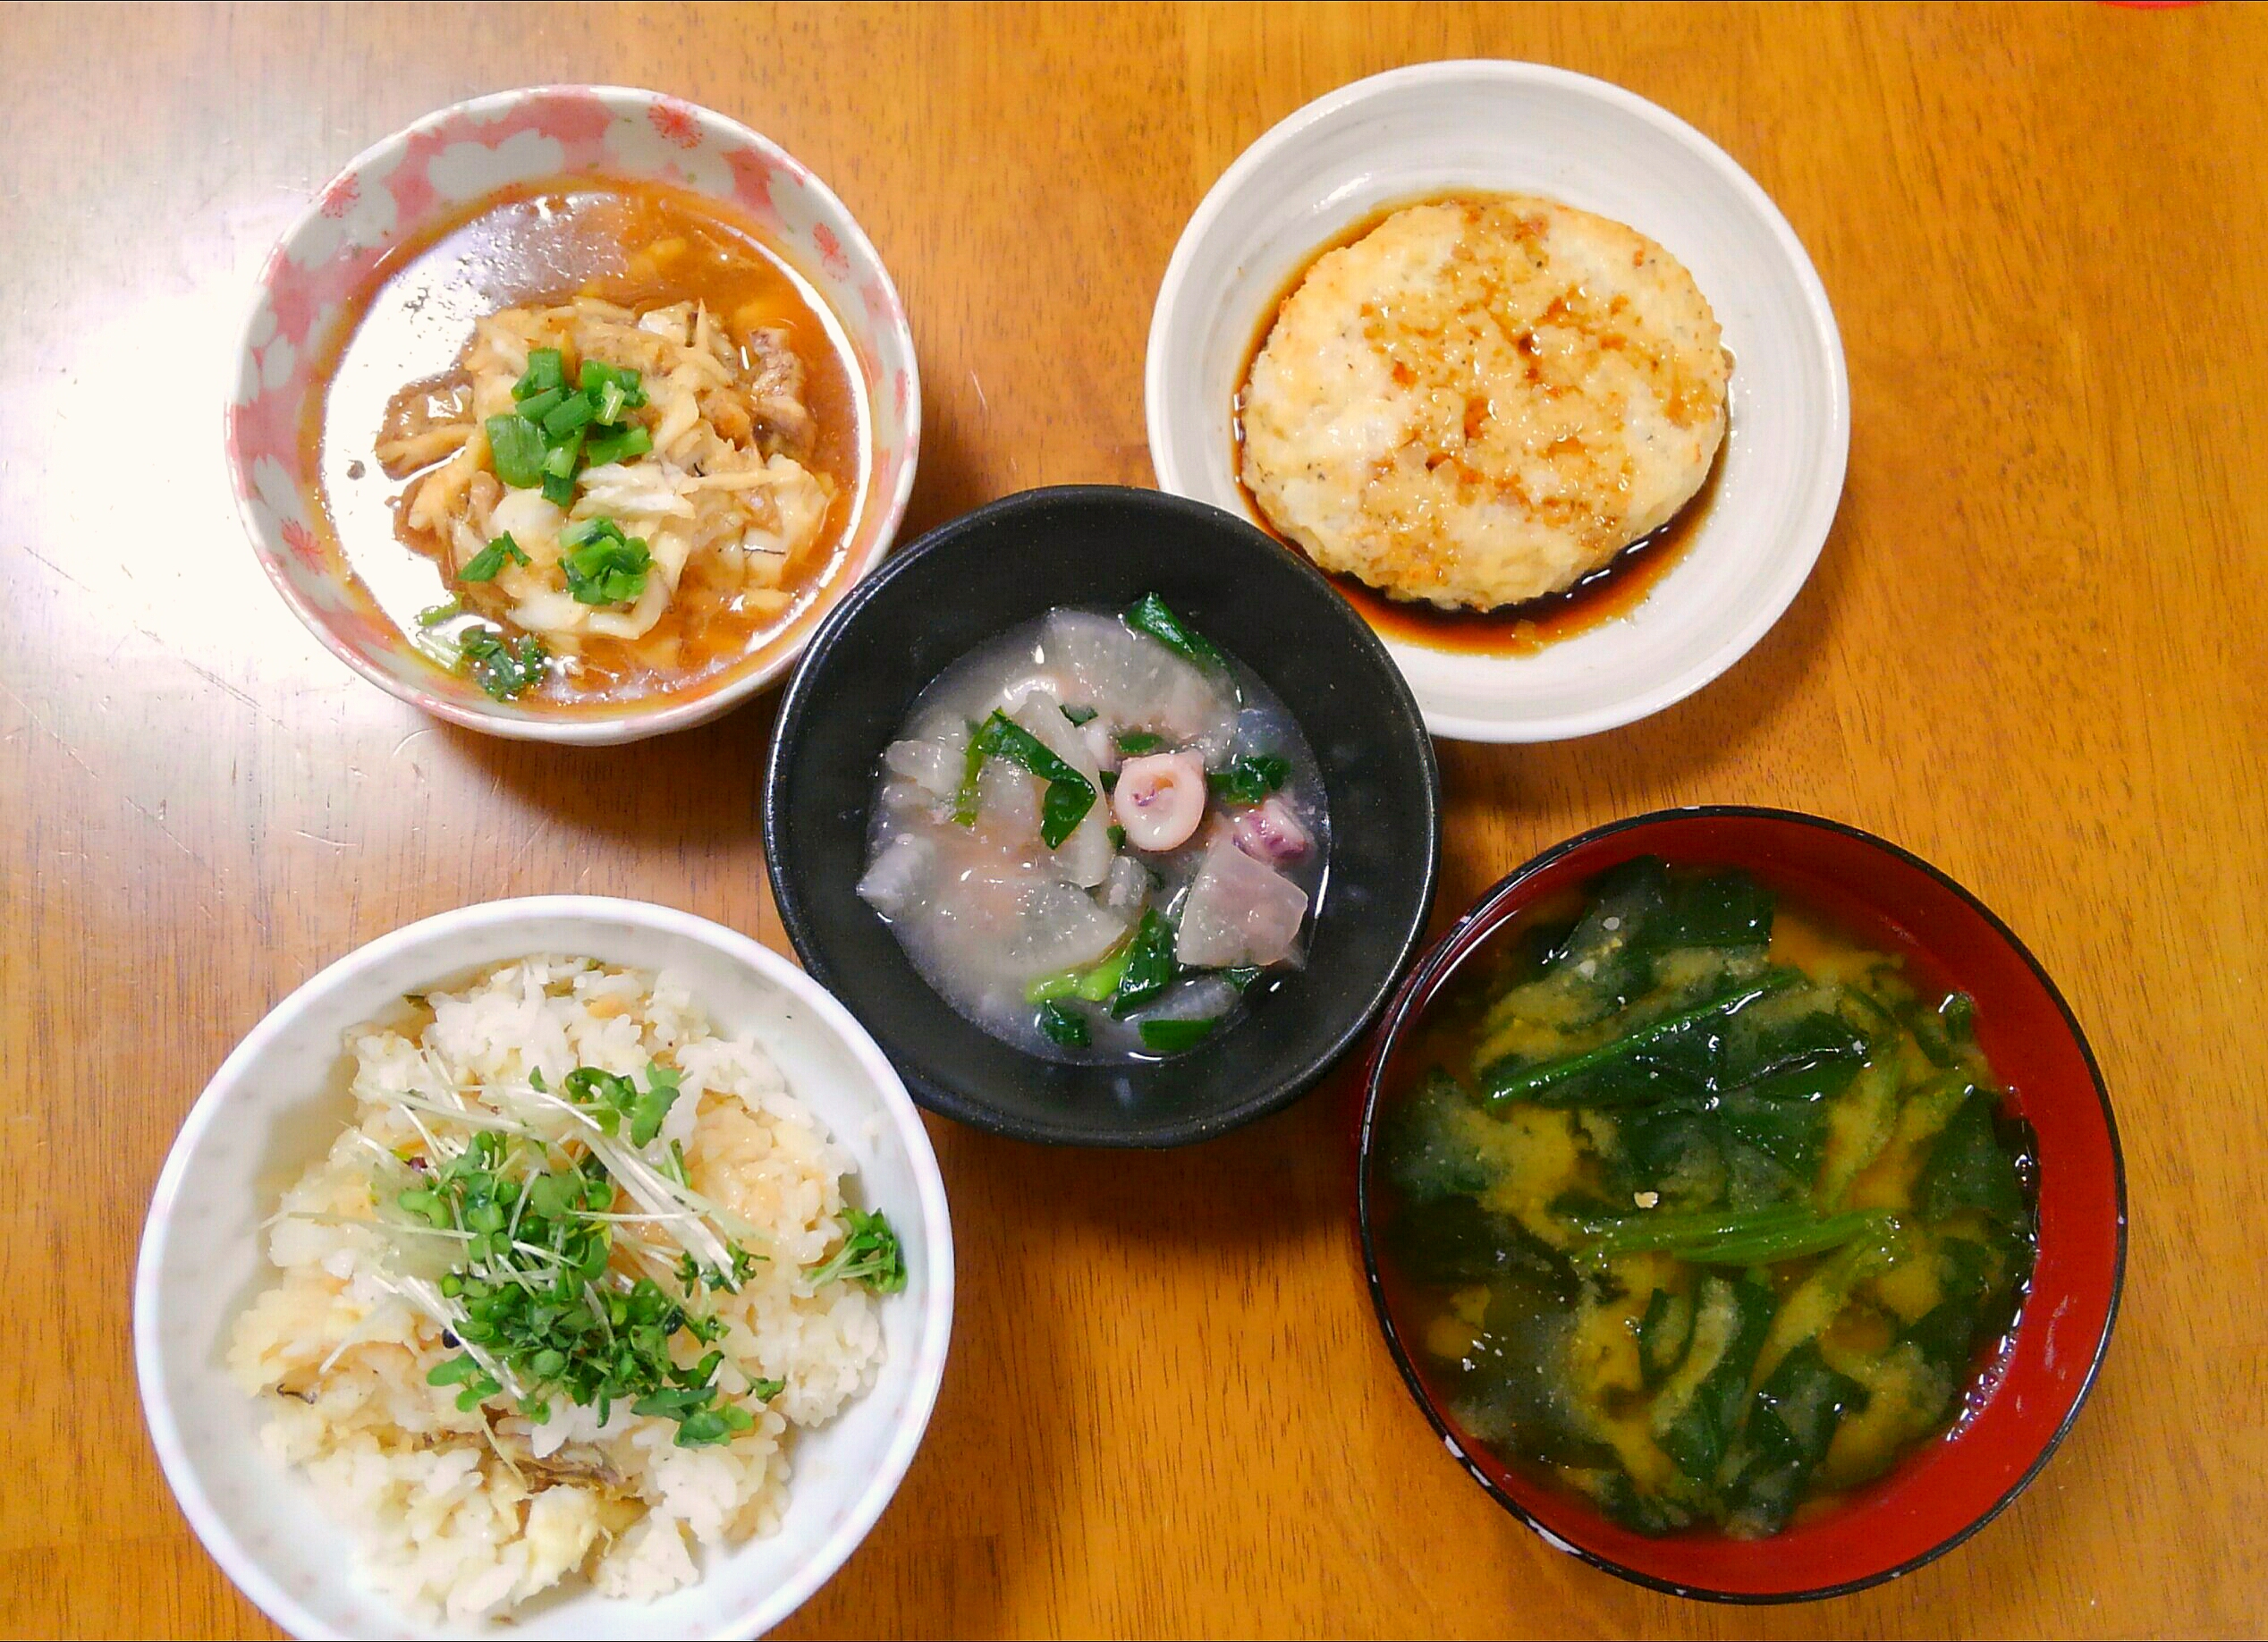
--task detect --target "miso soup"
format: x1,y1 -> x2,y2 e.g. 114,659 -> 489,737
1370,856 -> 2037,1538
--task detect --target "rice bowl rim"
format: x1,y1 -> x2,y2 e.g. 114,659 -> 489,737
133,896 -> 954,1639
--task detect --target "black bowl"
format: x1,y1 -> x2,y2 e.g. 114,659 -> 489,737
764,486 -> 1442,1146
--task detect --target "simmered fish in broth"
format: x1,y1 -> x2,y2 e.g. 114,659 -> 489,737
306,178 -> 867,710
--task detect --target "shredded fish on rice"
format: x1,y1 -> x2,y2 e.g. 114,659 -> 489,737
227,957 -> 890,1623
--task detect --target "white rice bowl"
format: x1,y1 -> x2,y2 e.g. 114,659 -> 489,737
226,957 -> 886,1625
136,898 -> 952,1641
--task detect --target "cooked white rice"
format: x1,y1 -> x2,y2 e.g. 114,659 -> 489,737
227,957 -> 889,1623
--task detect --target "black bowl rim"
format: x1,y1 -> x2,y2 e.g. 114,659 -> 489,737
765,482 -> 1443,1147
1352,804 -> 2128,1604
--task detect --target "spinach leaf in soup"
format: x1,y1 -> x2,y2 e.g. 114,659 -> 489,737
1380,1069 -> 1497,1203
1480,969 -> 1806,1110
954,709 -> 1097,850
1654,1274 -> 1775,1483
1903,1227 -> 2027,1384
1576,1466 -> 1700,1536
1208,754 -> 1291,807
1385,1197 -> 1578,1298
1636,1286 -> 1695,1388
1123,592 -> 1229,673
1917,1088 -> 2031,1229
1719,1342 -> 1870,1537
1541,855 -> 1672,1008
1445,1280 -> 1607,1469
1649,870 -> 1777,952
1107,910 -> 1179,1018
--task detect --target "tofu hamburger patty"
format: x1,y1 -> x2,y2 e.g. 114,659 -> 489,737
1239,195 -> 1729,612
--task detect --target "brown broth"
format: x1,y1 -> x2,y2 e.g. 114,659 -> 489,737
301,177 -> 868,710
1231,190 -> 1721,657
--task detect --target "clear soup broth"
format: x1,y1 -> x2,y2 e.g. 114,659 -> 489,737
859,597 -> 1331,1062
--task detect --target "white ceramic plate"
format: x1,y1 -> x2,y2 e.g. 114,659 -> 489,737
1146,61 -> 1849,743
135,898 -> 953,1639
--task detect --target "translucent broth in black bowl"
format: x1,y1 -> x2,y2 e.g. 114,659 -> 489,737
763,485 -> 1440,1147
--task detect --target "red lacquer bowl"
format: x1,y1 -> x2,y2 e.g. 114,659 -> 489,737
1354,808 -> 2126,1602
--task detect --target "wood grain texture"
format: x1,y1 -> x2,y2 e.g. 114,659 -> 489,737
1,3 -> 2262,1637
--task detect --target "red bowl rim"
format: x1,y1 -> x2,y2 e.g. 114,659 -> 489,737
1352,805 -> 2128,1604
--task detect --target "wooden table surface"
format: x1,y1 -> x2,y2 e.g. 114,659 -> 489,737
4,3 -> 2263,1637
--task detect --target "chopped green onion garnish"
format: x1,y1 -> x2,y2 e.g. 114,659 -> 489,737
512,348 -> 565,400
582,422 -> 653,468
515,385 -> 568,423
459,532 -> 529,583
542,427 -> 585,479
456,625 -> 547,700
416,599 -> 462,627
489,354 -> 652,501
484,414 -> 548,489
1061,705 -> 1098,726
580,359 -> 646,405
559,516 -> 652,606
541,392 -> 596,439
1114,731 -> 1167,757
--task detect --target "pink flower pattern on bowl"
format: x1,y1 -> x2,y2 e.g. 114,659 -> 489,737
225,85 -> 921,744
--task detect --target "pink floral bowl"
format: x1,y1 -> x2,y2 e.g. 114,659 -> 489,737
226,85 -> 922,744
